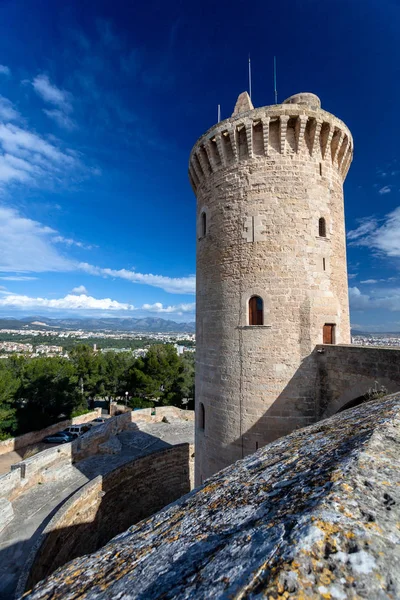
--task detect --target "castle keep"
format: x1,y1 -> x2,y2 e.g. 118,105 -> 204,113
190,91 -> 354,484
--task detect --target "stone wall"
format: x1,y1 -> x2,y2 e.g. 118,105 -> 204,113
0,408 -> 101,456
192,91 -> 353,484
317,344 -> 400,417
0,412 -> 131,503
22,444 -> 192,593
24,395 -> 400,600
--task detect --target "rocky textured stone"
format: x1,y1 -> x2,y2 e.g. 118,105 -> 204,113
191,92 -> 354,483
0,498 -> 13,533
24,395 -> 400,599
98,436 -> 122,455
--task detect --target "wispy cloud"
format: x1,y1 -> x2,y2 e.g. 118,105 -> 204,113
0,276 -> 37,281
31,74 -> 77,130
0,96 -> 20,122
347,217 -> 377,241
53,235 -> 93,250
32,74 -> 73,112
79,263 -> 195,294
0,206 -> 73,273
43,109 -> 77,131
0,65 -> 10,76
359,279 -> 378,284
379,185 -> 391,195
348,207 -> 400,258
0,208 -> 193,294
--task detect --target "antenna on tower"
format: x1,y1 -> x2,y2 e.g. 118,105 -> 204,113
217,104 -> 221,122
248,54 -> 252,99
274,56 -> 278,104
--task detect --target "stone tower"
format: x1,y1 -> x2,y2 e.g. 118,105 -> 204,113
189,91 -> 353,484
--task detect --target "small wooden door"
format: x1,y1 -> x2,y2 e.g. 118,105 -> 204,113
323,324 -> 335,344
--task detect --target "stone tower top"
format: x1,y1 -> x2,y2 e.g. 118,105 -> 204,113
188,90 -> 353,193
231,91 -> 254,116
283,92 -> 321,109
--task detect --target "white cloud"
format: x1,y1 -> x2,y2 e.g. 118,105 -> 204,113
379,185 -> 391,195
347,218 -> 377,241
0,276 -> 37,281
53,236 -> 93,250
0,206 -> 73,273
348,273 -> 358,280
347,207 -> 400,258
0,65 -> 10,76
43,109 -> 77,131
71,285 -> 88,294
0,293 -> 134,311
32,75 -> 72,113
360,279 -> 378,284
79,263 -> 195,294
0,96 -> 20,122
350,286 -> 400,312
141,302 -> 195,313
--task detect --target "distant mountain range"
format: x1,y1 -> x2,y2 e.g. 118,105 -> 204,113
0,316 -> 195,333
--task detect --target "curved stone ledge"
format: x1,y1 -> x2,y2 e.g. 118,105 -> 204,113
20,444 -> 192,596
24,395 -> 400,599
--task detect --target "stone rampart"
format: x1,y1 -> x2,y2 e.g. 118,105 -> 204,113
22,444 -> 192,593
24,395 -> 400,599
317,344 -> 400,418
0,412 -> 131,503
0,408 -> 101,456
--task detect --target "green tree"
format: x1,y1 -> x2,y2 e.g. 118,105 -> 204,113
16,357 -> 81,432
0,361 -> 19,439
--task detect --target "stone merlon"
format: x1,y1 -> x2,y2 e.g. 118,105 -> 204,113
25,394 -> 400,599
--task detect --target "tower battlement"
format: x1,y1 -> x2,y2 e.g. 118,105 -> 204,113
189,92 -> 353,192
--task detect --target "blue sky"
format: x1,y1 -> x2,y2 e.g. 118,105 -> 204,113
0,0 -> 399,330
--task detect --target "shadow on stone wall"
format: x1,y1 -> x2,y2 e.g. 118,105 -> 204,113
16,435 -> 192,596
231,344 -> 400,462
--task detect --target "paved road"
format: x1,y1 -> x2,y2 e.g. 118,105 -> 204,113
0,420 -> 194,599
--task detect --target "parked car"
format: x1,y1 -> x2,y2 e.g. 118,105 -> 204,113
42,431 -> 74,444
90,417 -> 107,425
64,424 -> 91,438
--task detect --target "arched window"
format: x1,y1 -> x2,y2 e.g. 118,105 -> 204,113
201,212 -> 207,237
199,402 -> 205,430
249,296 -> 264,325
319,217 -> 326,238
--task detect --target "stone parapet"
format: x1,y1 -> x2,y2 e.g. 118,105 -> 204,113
20,444 -> 193,595
24,395 -> 400,600
189,95 -> 353,193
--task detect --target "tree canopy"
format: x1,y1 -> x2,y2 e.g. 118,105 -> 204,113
0,344 -> 195,439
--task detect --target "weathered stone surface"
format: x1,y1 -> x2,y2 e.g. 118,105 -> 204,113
0,498 -> 13,533
98,436 -> 122,455
231,91 -> 254,116
24,395 -> 400,599
190,92 -> 354,483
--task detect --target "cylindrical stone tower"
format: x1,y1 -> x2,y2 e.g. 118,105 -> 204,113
189,91 -> 353,484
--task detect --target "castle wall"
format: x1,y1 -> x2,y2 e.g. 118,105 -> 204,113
192,95 -> 353,483
317,344 -> 400,417
22,444 -> 192,593
0,408 -> 101,456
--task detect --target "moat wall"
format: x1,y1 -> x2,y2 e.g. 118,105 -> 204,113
22,444 -> 192,594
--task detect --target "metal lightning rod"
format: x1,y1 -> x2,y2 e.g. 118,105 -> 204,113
217,104 -> 221,122
274,56 -> 278,104
248,54 -> 252,99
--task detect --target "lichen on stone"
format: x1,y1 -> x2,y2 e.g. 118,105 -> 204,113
24,395 -> 400,599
